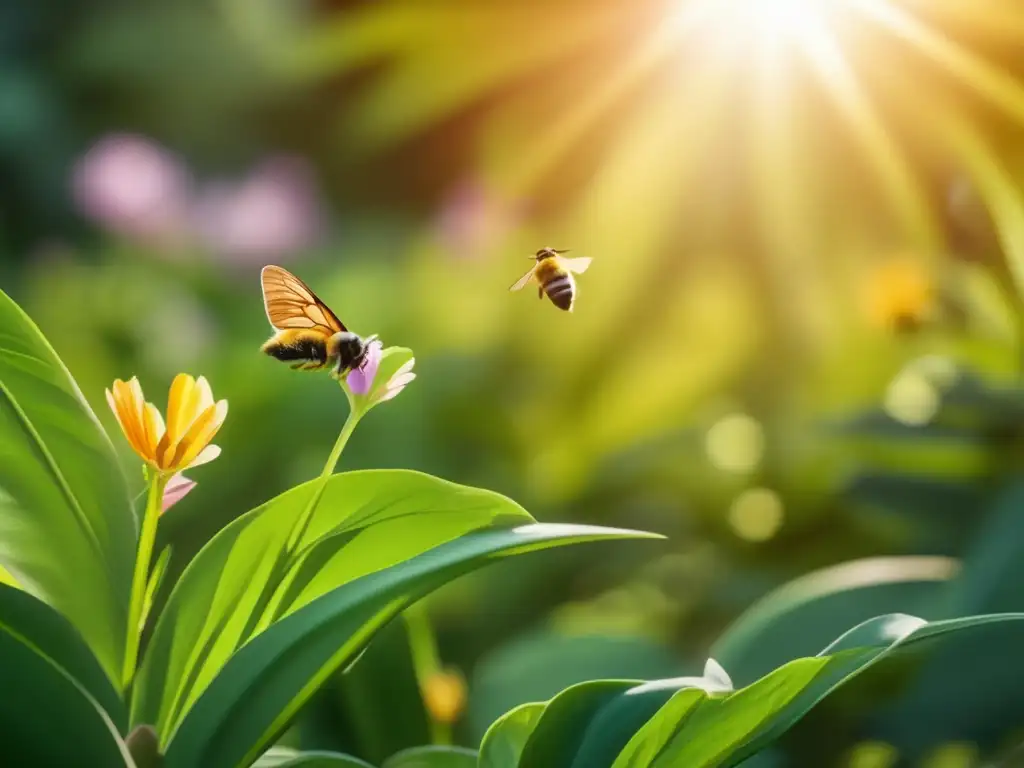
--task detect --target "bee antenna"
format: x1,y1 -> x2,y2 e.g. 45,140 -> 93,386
554,248 -> 570,253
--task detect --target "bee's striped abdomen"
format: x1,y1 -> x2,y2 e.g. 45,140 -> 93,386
542,273 -> 575,311
262,331 -> 330,370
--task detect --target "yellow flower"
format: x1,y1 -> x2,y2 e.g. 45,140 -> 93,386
862,258 -> 937,333
106,374 -> 227,476
422,667 -> 467,725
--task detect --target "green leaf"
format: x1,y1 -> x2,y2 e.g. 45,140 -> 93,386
478,703 -> 546,768
133,470 -> 534,739
381,745 -> 478,768
163,523 -> 657,768
946,479 -> 1024,615
614,613 -> 1024,768
516,680 -> 640,768
253,747 -> 374,767
0,604 -> 136,766
571,661 -> 733,768
470,632 -> 680,739
0,288 -> 135,683
300,619 -> 430,764
0,583 -> 125,729
711,556 -> 956,685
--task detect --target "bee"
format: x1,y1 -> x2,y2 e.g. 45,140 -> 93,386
509,247 -> 592,312
260,265 -> 377,378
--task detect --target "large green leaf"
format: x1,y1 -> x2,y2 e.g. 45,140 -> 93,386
711,556 -> 957,686
0,604 -> 135,766
0,288 -> 135,683
299,619 -> 430,764
469,632 -> 680,739
254,747 -> 374,767
133,470 -> 534,738
516,680 -> 639,768
163,523 -> 656,768
613,613 -> 1024,767
570,661 -> 734,768
478,703 -> 546,768
380,746 -> 478,767
0,583 -> 125,728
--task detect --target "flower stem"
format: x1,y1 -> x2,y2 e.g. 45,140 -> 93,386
320,395 -> 361,479
122,471 -> 167,692
405,603 -> 450,745
284,396 -> 362,557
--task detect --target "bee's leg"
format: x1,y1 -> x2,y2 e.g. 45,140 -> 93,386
538,286 -> 543,300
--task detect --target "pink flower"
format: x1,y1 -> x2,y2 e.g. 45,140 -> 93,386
343,341 -> 416,410
192,156 -> 321,264
378,357 -> 416,403
161,473 -> 196,514
346,340 -> 383,396
72,133 -> 192,244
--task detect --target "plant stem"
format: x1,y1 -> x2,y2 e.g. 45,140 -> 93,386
405,603 -> 450,745
320,396 -> 361,479
282,397 -> 362,559
122,471 -> 167,692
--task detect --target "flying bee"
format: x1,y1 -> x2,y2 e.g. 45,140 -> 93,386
509,247 -> 592,312
260,265 -> 377,378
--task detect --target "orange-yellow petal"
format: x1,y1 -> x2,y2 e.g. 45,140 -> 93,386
169,400 -> 228,471
106,387 -> 146,458
113,379 -> 148,459
185,444 -> 221,470
163,374 -> 195,449
142,403 -> 167,467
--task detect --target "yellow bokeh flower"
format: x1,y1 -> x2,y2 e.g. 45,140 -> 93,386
422,667 -> 467,725
106,374 -> 227,476
862,258 -> 937,333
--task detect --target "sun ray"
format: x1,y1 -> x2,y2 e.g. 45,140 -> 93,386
854,0 -> 1024,126
797,20 -> 941,250
940,118 -> 1024,305
496,1 -> 722,197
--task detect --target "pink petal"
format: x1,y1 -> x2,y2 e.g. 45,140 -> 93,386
161,473 -> 196,514
379,373 -> 416,403
347,340 -> 383,396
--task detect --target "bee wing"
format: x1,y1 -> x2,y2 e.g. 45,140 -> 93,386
508,267 -> 537,292
261,265 -> 346,335
558,256 -> 592,275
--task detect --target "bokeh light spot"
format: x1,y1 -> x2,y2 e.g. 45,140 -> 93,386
884,368 -> 940,426
922,743 -> 979,768
705,413 -> 765,473
728,488 -> 784,542
845,741 -> 899,768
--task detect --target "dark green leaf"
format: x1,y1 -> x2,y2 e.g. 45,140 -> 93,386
380,745 -> 478,768
253,747 -> 374,767
0,288 -> 136,683
470,632 -> 679,738
712,557 -> 956,685
0,583 -> 125,729
478,703 -> 546,768
517,680 -> 639,768
0,609 -> 135,766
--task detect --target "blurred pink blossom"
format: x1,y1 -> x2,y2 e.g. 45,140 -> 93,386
192,156 -> 322,264
161,473 -> 196,514
72,133 -> 192,244
436,178 -> 523,260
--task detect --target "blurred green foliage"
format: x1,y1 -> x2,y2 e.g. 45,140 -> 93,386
6,0 -> 1024,764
